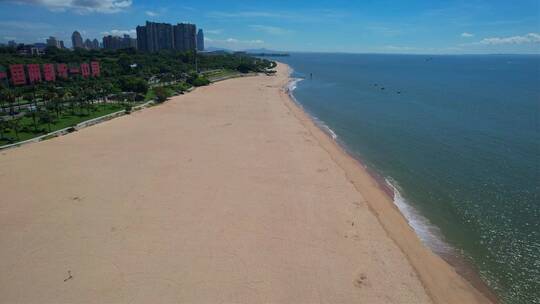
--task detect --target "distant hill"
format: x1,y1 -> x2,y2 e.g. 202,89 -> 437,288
243,48 -> 288,54
203,47 -> 289,56
204,47 -> 233,53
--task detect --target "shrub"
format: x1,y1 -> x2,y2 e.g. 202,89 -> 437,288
119,76 -> 149,94
187,73 -> 210,87
191,76 -> 210,87
237,62 -> 255,73
154,87 -> 169,103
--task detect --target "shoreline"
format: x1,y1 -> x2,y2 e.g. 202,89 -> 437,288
280,63 -> 495,303
1,62 -> 492,303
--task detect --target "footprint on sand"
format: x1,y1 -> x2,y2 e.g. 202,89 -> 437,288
70,196 -> 85,206
351,201 -> 362,208
344,230 -> 361,241
3,247 -> 125,303
354,273 -> 369,288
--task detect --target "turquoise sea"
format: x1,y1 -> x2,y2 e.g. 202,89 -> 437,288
273,53 -> 539,304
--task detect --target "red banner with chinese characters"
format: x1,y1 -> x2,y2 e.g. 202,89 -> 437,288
27,64 -> 42,84
57,63 -> 68,79
4,61 -> 100,85
91,61 -> 100,77
43,63 -> 56,82
81,63 -> 90,78
9,64 -> 26,85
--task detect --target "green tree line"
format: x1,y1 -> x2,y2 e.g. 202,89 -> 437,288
0,46 -> 276,145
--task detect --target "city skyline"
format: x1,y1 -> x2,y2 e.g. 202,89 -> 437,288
0,0 -> 539,54
3,21 -> 202,54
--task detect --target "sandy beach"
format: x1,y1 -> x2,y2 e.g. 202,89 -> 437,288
0,63 -> 490,303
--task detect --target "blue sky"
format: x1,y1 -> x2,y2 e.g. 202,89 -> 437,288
0,0 -> 539,54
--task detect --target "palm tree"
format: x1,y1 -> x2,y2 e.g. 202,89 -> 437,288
38,108 -> 53,133
54,88 -> 66,118
0,117 -> 6,141
62,90 -> 73,115
67,88 -> 78,115
0,91 -> 6,116
3,89 -> 16,117
10,117 -> 21,140
23,92 -> 39,133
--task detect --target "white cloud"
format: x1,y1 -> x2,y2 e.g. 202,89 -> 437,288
204,36 -> 264,50
145,10 -> 158,17
205,37 -> 263,44
208,11 -> 282,18
205,29 -> 223,35
207,9 -> 345,23
0,20 -> 53,30
478,33 -> 540,45
101,29 -> 136,36
7,0 -> 132,14
226,38 -> 263,44
249,25 -> 292,35
461,32 -> 474,38
384,45 -> 418,51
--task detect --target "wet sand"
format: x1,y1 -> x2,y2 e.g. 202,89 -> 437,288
0,63 -> 489,303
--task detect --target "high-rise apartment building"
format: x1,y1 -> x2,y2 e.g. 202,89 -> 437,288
173,23 -> 197,52
197,29 -> 204,51
103,34 -> 137,50
84,39 -> 93,49
71,31 -> 84,49
46,36 -> 62,48
140,21 -> 173,52
136,25 -> 147,52
122,35 -> 137,49
136,21 -> 196,53
103,35 -> 122,50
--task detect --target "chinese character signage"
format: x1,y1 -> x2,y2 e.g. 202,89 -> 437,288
91,61 -> 100,77
43,64 -> 56,82
27,64 -> 42,84
9,64 -> 26,86
4,61 -> 100,86
81,63 -> 90,78
57,63 -> 68,79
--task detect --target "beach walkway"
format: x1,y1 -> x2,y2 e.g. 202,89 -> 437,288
0,64 -> 485,303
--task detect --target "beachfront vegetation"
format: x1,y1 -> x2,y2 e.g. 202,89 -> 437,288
0,46 -> 276,146
154,87 -> 169,103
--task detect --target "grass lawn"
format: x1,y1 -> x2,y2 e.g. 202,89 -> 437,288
145,82 -> 192,102
144,89 -> 156,101
204,69 -> 240,81
0,103 -> 127,146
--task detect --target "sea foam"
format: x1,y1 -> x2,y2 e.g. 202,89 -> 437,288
385,178 -> 454,255
287,71 -> 451,256
287,77 -> 338,140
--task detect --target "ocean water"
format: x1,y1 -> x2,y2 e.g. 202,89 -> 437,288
274,53 -> 540,304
